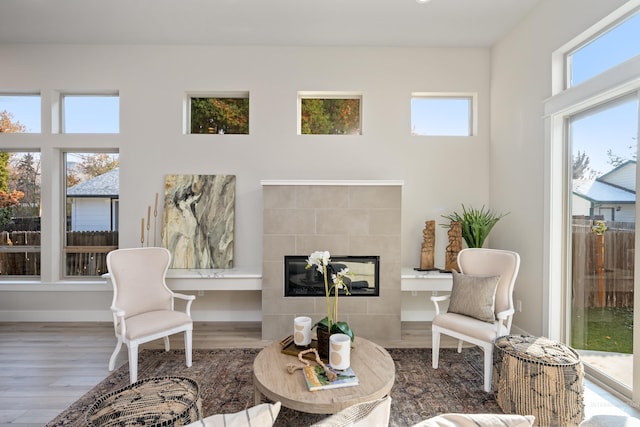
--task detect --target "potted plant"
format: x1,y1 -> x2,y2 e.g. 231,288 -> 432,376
305,251 -> 355,358
441,204 -> 508,248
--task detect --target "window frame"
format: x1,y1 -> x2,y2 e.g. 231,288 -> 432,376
62,150 -> 120,279
0,93 -> 42,134
0,149 -> 42,279
58,92 -> 120,134
545,0 -> 640,400
553,2 -> 640,94
185,91 -> 250,135
297,91 -> 363,136
410,92 -> 477,137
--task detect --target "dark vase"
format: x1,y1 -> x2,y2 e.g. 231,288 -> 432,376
316,327 -> 330,361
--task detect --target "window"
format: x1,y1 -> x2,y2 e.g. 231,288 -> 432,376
62,94 -> 119,133
547,1 -> 640,400
189,93 -> 249,134
0,94 -> 41,133
566,9 -> 640,88
64,152 -> 119,277
298,93 -> 362,135
411,94 -> 475,136
0,151 -> 41,277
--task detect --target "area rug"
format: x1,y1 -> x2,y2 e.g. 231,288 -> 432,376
46,347 -> 501,427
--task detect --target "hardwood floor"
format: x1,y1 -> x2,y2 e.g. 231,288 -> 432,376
0,322 -> 637,426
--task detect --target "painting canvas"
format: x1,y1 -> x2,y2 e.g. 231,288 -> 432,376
163,174 -> 235,269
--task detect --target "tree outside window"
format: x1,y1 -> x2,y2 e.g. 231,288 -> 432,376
300,98 -> 361,135
190,97 -> 249,134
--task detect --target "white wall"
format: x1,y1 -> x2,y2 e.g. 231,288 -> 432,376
490,0 -> 629,336
0,44 -> 491,319
5,1 -> 632,325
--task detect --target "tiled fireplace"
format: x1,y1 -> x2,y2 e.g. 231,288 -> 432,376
261,180 -> 402,342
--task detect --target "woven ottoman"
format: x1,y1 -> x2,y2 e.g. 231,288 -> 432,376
493,335 -> 584,427
86,376 -> 202,427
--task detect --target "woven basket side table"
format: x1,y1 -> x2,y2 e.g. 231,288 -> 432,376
493,335 -> 584,427
86,376 -> 202,427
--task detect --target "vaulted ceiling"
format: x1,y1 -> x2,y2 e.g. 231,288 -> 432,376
0,0 -> 541,47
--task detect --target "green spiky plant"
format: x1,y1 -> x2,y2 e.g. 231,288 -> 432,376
441,204 -> 509,248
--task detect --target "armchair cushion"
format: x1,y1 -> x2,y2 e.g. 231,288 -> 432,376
432,312 -> 503,342
447,270 -> 500,323
124,310 -> 192,340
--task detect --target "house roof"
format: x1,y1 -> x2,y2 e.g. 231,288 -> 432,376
573,179 -> 635,204
67,168 -> 119,197
573,161 -> 636,204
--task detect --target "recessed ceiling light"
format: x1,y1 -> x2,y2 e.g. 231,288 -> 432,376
416,0 -> 432,4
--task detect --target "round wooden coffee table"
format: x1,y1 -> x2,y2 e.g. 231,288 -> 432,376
253,336 -> 395,414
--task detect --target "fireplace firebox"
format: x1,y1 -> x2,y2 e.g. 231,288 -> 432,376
284,255 -> 380,297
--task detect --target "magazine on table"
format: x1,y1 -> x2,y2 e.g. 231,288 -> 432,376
303,364 -> 359,391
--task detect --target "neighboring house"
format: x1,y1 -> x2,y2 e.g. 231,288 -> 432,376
573,161 -> 636,222
66,168 -> 119,231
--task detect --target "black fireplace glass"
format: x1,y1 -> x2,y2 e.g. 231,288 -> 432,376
284,255 -> 380,297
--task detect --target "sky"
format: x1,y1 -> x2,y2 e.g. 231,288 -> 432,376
572,96 -> 638,177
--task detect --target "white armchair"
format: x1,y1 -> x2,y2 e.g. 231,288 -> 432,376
107,247 -> 196,383
431,248 -> 520,392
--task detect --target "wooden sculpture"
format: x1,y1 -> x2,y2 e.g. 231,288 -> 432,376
445,221 -> 462,272
420,220 -> 435,270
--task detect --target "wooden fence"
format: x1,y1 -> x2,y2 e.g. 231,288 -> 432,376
0,231 -> 41,276
572,218 -> 634,309
0,231 -> 118,276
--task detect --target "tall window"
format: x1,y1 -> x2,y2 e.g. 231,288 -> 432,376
62,94 -> 119,133
298,93 -> 362,135
0,151 -> 41,277
548,3 -> 640,400
411,94 -> 476,136
189,93 -> 249,134
64,152 -> 119,277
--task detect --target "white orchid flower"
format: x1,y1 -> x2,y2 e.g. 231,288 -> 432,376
333,268 -> 349,285
306,250 -> 331,273
332,274 -> 342,288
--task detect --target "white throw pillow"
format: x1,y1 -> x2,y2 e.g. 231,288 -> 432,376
412,413 -> 535,427
183,401 -> 281,427
447,270 -> 500,323
311,396 -> 392,427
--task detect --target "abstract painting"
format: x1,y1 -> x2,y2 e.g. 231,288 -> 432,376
163,174 -> 235,269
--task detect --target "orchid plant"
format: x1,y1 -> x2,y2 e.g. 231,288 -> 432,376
305,250 -> 355,341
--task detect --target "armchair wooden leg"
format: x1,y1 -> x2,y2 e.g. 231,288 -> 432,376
128,343 -> 139,383
185,329 -> 193,368
108,337 -> 123,372
483,347 -> 492,393
432,329 -> 440,369
163,336 -> 170,351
